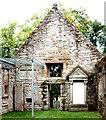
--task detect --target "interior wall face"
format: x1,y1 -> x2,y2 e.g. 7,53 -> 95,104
1,63 -> 15,114
96,56 -> 106,119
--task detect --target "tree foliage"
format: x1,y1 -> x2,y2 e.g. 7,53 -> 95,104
0,14 -> 43,57
59,5 -> 106,53
60,6 -> 92,37
0,22 -> 18,57
15,14 -> 43,43
0,5 -> 106,58
89,20 -> 106,50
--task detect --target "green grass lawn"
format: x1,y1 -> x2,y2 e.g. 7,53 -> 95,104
1,110 -> 102,119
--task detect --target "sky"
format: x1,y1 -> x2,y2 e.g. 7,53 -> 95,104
0,0 -> 106,27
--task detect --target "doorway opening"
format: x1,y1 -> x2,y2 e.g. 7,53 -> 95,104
48,84 -> 60,109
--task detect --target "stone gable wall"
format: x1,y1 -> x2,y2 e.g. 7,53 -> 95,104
14,8 -> 101,111
15,9 -> 101,76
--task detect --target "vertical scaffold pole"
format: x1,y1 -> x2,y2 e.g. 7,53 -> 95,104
32,60 -> 34,117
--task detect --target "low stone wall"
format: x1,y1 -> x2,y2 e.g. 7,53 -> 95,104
69,104 -> 88,111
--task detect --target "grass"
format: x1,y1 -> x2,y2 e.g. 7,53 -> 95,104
1,110 -> 102,119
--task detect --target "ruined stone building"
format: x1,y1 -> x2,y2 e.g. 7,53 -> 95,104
14,5 -> 101,111
0,4 -> 106,119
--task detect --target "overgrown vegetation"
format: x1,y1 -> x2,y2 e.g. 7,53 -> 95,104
0,4 -> 106,58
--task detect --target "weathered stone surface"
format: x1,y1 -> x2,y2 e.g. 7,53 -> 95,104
14,6 -> 101,111
1,5 -> 105,115
96,55 -> 106,119
69,104 -> 88,111
14,82 -> 24,111
15,8 -> 101,75
0,59 -> 15,114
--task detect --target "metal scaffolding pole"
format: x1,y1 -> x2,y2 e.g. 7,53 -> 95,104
32,60 -> 34,117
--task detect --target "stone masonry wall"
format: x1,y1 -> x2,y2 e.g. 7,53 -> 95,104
87,75 -> 98,111
1,60 -> 15,114
15,8 -> 101,76
15,7 -> 101,111
8,67 -> 16,112
60,82 -> 70,111
96,55 -> 106,119
15,64 -> 43,111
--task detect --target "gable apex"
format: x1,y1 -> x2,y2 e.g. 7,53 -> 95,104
15,5 -> 101,58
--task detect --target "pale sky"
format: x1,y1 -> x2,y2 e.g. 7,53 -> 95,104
0,0 -> 105,26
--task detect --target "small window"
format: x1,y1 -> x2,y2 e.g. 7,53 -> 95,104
99,66 -> 102,73
46,63 -> 63,77
26,98 -> 32,102
5,85 -> 8,94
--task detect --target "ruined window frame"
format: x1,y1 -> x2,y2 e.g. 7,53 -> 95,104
46,63 -> 63,77
2,68 -> 9,98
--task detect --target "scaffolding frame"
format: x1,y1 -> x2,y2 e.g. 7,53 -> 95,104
0,58 -> 44,117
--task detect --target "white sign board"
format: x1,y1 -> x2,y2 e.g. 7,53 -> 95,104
73,82 -> 85,104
